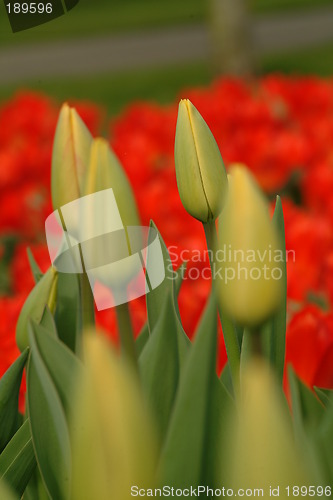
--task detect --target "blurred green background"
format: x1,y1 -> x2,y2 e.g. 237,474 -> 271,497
0,0 -> 333,115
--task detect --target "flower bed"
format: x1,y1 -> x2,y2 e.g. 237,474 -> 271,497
1,75 -> 333,392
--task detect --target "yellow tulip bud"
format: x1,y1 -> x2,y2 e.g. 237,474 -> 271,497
16,267 -> 58,352
85,137 -> 140,227
79,138 -> 142,295
224,360 -> 310,492
174,99 -> 228,222
51,103 -> 93,211
216,165 -> 283,327
71,334 -> 157,500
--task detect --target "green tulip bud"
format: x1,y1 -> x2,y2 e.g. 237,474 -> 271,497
174,99 -> 228,222
80,138 -> 142,295
225,360 -> 310,492
16,267 -> 58,352
51,103 -> 93,211
71,334 -> 157,500
85,137 -> 140,227
216,165 -> 283,328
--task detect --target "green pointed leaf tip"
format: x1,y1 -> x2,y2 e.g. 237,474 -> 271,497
161,292 -> 232,488
40,307 -> 58,338
0,349 -> 29,452
27,248 -> 43,283
29,319 -> 82,418
16,267 -> 58,352
314,387 -> 333,408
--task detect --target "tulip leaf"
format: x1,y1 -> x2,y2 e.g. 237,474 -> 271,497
24,466 -> 49,500
174,261 -> 187,298
161,292 -> 232,488
287,367 -> 333,485
263,196 -> 287,385
139,293 -> 181,438
27,248 -> 43,283
147,222 -> 183,330
27,326 -> 72,499
288,367 -> 325,433
39,307 -> 58,338
29,320 -> 82,419
55,272 -> 80,353
0,349 -> 29,452
146,222 -> 190,360
315,398 -> 333,484
314,387 -> 333,408
219,362 -> 233,398
0,420 -> 36,498
146,221 -> 173,331
16,267 -> 57,352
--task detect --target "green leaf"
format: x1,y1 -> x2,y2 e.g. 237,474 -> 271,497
16,267 -> 58,352
289,367 -> 325,433
314,387 -> 333,408
30,320 -> 82,418
161,292 -> 232,488
54,273 -> 80,353
0,420 -> 36,498
24,465 -> 49,500
263,196 -> 287,385
174,261 -> 187,298
39,307 -> 57,338
27,248 -> 43,284
316,397 -> 333,484
146,222 -> 190,361
219,362 -> 233,398
288,367 -> 328,483
139,293 -> 180,438
0,349 -> 29,452
27,325 -> 72,499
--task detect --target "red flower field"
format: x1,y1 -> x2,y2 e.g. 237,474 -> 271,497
1,75 -> 333,396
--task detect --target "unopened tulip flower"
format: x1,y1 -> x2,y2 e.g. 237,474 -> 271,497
51,103 -> 93,211
85,137 -> 140,227
71,334 -> 157,500
174,99 -> 228,223
224,360 -> 310,492
80,138 -> 142,293
216,165 -> 283,328
16,267 -> 58,351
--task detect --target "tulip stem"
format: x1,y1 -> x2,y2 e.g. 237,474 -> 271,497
115,303 -> 138,374
79,272 -> 95,330
203,221 -> 240,396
